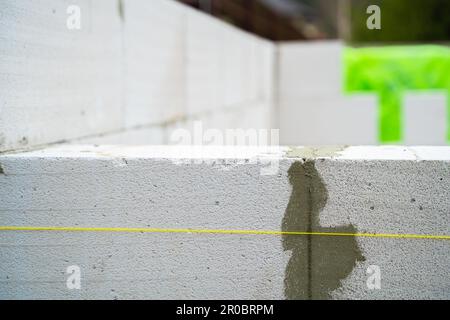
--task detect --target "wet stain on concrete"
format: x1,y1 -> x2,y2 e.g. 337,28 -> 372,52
286,146 -> 347,160
118,0 -> 125,22
282,160 -> 365,300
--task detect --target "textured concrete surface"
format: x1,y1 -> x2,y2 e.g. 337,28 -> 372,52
0,145 -> 449,299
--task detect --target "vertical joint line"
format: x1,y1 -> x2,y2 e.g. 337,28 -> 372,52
307,166 -> 313,300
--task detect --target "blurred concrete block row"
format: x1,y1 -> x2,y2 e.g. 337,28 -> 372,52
0,0 -> 447,153
0,145 -> 449,299
0,0 -> 275,152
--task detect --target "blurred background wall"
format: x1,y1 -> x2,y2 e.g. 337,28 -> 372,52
176,0 -> 450,146
1,0 -> 449,151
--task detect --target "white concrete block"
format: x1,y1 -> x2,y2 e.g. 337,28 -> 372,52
278,41 -> 343,97
165,103 -> 272,146
314,153 -> 450,299
185,9 -> 225,115
404,92 -> 448,145
279,94 -> 377,145
233,102 -> 272,130
0,145 -> 449,299
165,118 -> 194,145
0,0 -> 276,152
185,8 -> 275,116
408,146 -> 450,160
122,0 -> 186,128
277,41 -> 378,145
260,41 -> 276,109
75,126 -> 166,145
0,0 -> 123,152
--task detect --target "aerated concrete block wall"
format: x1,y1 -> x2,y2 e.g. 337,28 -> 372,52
0,0 -> 275,152
1,0 -> 449,301
0,146 -> 449,299
2,1 -> 446,151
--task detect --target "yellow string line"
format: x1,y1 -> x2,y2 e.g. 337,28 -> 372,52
0,226 -> 449,240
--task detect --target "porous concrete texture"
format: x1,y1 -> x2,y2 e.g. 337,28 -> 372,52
1,0 -> 449,301
0,145 -> 449,299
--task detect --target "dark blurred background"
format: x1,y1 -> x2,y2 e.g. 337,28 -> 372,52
177,0 -> 450,42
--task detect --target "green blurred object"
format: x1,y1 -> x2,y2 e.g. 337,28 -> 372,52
343,45 -> 450,143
